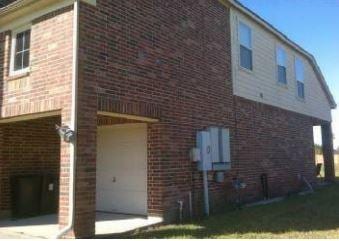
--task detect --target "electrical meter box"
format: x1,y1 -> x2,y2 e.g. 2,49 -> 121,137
208,127 -> 220,163
211,128 -> 231,171
219,128 -> 231,164
196,131 -> 212,171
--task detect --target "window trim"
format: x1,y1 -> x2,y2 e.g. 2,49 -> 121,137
294,56 -> 305,100
238,20 -> 253,71
9,24 -> 31,77
275,45 -> 287,85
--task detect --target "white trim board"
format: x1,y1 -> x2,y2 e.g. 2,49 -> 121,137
98,111 -> 159,123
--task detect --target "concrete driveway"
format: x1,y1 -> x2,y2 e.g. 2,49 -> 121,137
0,213 -> 162,238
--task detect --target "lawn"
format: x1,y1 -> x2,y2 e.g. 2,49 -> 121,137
131,183 -> 339,239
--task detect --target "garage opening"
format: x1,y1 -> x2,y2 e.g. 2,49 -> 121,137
0,115 -> 60,238
313,124 -> 337,181
95,115 -> 162,236
313,126 -> 324,180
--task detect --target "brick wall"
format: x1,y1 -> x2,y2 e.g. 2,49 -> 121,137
0,116 -> 60,217
233,96 -> 318,201
0,6 -> 74,234
0,6 -> 76,237
78,0 -> 322,227
322,123 -> 335,182
0,6 -> 73,118
79,0 -> 234,223
0,0 -> 329,238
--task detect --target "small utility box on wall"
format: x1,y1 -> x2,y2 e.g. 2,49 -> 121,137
193,127 -> 231,172
208,127 -> 220,163
192,127 -> 232,216
213,128 -> 231,170
196,131 -> 212,171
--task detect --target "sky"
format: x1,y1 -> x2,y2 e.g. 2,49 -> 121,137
237,0 -> 339,148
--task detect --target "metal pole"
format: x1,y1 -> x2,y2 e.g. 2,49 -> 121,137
203,170 -> 210,216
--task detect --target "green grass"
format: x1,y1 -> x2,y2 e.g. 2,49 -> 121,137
131,183 -> 339,239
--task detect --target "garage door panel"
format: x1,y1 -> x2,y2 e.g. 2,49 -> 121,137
96,124 -> 147,216
97,172 -> 147,191
97,169 -> 147,188
96,190 -> 147,215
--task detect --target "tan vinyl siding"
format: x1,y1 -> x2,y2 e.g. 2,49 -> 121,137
230,8 -> 332,122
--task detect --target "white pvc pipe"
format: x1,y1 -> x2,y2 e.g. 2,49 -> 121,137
54,0 -> 79,238
203,170 -> 210,216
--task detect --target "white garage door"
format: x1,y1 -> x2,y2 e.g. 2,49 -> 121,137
96,124 -> 147,215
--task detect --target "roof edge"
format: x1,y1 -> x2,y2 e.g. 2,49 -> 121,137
0,0 -> 34,15
0,0 -> 95,14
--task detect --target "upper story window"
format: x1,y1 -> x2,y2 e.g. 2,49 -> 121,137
10,27 -> 31,76
295,57 -> 305,99
239,22 -> 252,70
276,46 -> 287,84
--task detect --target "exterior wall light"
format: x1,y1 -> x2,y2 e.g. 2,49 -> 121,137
55,124 -> 75,143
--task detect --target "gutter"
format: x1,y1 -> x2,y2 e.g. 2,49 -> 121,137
54,0 -> 79,238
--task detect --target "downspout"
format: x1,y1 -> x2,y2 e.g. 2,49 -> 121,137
54,0 -> 79,238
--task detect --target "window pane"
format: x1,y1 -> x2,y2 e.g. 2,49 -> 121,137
239,22 -> 252,49
15,32 -> 24,52
240,45 -> 252,70
295,58 -> 304,82
24,30 -> 31,49
297,81 -> 305,98
23,51 -> 30,68
14,52 -> 23,71
13,29 -> 31,72
276,47 -> 286,66
278,65 -> 287,84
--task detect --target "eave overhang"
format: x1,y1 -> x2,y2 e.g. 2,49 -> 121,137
0,0 -> 95,31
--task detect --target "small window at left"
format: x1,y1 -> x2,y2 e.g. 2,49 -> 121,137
11,28 -> 31,75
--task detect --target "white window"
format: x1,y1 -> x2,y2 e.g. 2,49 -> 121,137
239,22 -> 252,70
295,57 -> 305,99
276,46 -> 287,84
10,26 -> 31,76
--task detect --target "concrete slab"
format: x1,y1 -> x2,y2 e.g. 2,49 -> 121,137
0,214 -> 58,239
0,213 -> 163,238
95,212 -> 163,236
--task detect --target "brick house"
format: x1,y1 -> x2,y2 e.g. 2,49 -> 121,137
0,0 -> 336,238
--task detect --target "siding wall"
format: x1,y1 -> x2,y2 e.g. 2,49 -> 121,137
230,8 -> 332,122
